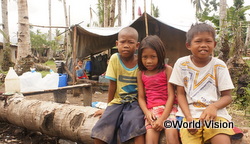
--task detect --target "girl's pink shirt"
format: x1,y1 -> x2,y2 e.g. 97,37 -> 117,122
142,70 -> 168,109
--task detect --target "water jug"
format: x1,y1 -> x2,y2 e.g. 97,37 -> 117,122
41,70 -> 59,90
5,67 -> 21,93
19,70 -> 43,92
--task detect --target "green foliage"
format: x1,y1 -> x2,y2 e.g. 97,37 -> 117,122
97,0 -> 104,27
1,48 -> 15,71
44,60 -> 55,66
38,60 -> 56,77
237,83 -> 250,115
30,30 -> 50,49
246,59 -> 250,67
152,4 -> 159,18
39,71 -> 51,78
30,29 -> 62,57
196,0 -> 250,38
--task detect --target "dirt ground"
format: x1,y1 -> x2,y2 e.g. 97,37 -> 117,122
0,84 -> 250,144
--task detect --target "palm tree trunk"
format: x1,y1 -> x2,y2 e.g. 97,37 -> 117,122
132,0 -> 135,20
16,0 -> 33,75
245,22 -> 250,55
47,0 -> 54,60
0,95 -> 99,143
1,0 -> 10,47
218,0 -> 229,62
118,0 -> 121,26
109,0 -> 116,27
1,0 -> 14,71
48,0 -> 52,41
104,0 -> 109,27
63,0 -> 70,59
17,0 -> 32,60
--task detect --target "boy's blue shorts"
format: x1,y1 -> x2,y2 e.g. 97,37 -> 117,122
91,101 -> 146,144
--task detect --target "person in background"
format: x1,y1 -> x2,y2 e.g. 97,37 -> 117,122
91,27 -> 146,144
75,59 -> 88,79
137,35 -> 180,144
169,23 -> 236,144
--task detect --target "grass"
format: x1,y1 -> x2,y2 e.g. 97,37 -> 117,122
39,71 -> 51,77
246,59 -> 250,67
44,60 -> 56,66
38,60 -> 57,77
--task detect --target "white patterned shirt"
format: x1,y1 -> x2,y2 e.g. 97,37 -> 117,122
169,56 -> 234,121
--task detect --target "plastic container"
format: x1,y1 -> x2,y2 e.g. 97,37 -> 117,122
85,61 -> 92,72
5,67 -> 21,93
58,74 -> 67,87
41,70 -> 59,90
19,71 -> 43,92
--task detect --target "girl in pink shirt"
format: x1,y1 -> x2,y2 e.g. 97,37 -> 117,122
137,35 -> 180,144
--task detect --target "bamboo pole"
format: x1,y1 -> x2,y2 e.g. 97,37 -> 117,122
29,24 -> 68,29
144,0 -> 148,36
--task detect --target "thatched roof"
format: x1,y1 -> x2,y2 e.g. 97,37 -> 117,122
70,13 -> 191,66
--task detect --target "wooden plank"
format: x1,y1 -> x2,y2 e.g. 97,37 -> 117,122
77,79 -> 109,86
22,83 -> 91,96
21,83 -> 93,106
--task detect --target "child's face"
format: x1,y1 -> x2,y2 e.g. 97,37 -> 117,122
116,32 -> 139,59
186,32 -> 216,59
78,61 -> 83,66
141,47 -> 158,71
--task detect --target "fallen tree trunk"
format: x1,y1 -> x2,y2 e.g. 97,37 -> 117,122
33,63 -> 51,71
0,94 -> 249,144
0,93 -> 99,143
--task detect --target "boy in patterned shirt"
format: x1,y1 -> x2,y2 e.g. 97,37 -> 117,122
169,23 -> 235,144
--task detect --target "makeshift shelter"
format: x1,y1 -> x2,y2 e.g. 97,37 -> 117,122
70,13 -> 190,67
69,13 -> 191,80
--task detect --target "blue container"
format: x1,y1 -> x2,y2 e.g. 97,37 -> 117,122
58,74 -> 67,87
85,61 -> 92,72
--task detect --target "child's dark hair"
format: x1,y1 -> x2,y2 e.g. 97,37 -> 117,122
138,35 -> 166,71
186,23 -> 216,44
77,59 -> 83,62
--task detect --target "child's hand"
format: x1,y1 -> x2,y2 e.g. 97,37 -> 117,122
152,118 -> 164,132
75,66 -> 79,70
93,109 -> 105,118
186,116 -> 198,135
145,111 -> 156,125
199,104 -> 218,122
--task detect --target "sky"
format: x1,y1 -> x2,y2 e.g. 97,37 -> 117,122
1,0 -> 250,43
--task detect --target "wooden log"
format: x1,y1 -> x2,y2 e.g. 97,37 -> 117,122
0,94 -> 98,143
0,94 -> 249,144
33,63 -> 50,71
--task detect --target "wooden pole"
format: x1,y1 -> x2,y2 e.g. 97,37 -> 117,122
72,26 -> 77,84
144,0 -> 148,36
29,24 -> 68,29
